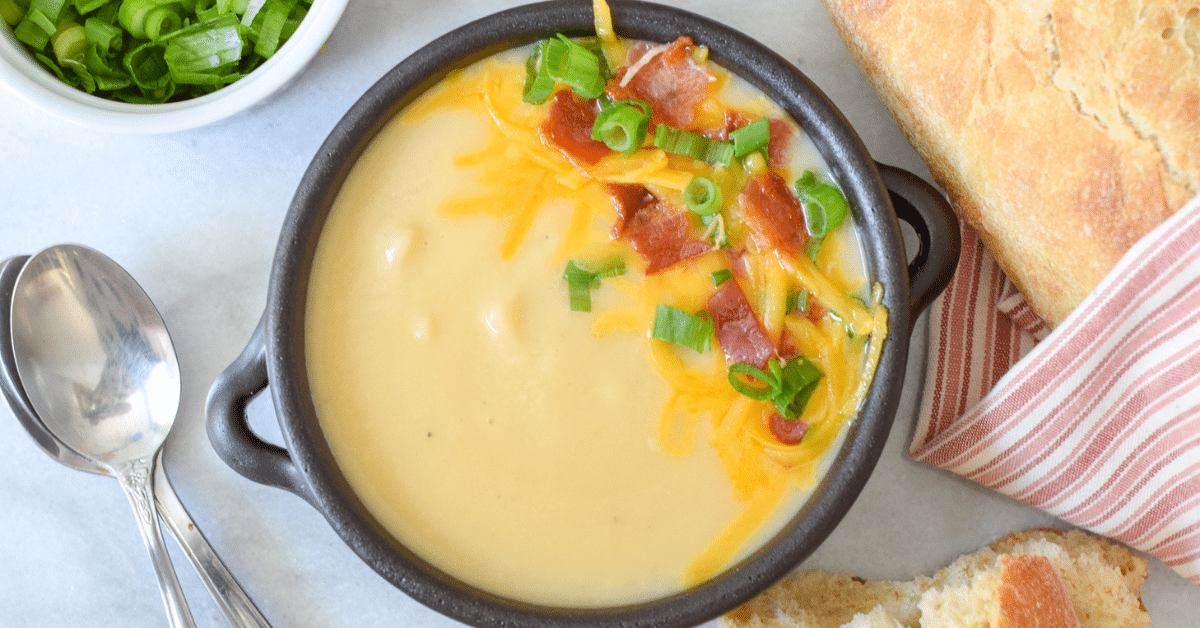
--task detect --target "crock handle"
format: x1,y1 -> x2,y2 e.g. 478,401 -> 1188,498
206,315 -> 310,501
876,162 -> 961,327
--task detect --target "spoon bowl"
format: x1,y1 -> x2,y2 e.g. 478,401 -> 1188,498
10,245 -> 179,464
0,254 -> 272,628
9,244 -> 195,628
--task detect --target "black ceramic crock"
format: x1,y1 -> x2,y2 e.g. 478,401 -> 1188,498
206,1 -> 961,626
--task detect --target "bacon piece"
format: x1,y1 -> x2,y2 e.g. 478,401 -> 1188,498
606,36 -> 713,130
765,118 -> 793,170
737,172 -> 810,257
768,412 -> 809,446
723,247 -> 749,278
706,279 -> 776,369
619,198 -> 713,274
608,183 -> 657,237
540,89 -> 610,165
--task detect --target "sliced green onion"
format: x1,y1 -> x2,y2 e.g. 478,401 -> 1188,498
700,212 -> 728,248
10,0 -> 306,102
563,259 -> 625,312
51,22 -> 86,64
522,38 -> 561,104
651,304 -> 713,353
728,361 -> 780,400
85,17 -> 123,55
143,5 -> 181,41
549,33 -> 604,99
250,0 -> 292,58
14,8 -> 55,48
32,0 -> 69,23
124,39 -> 170,90
1,0 -> 25,27
85,45 -> 131,90
75,0 -> 113,13
118,0 -> 160,39
564,261 -> 595,312
795,170 -> 850,239
729,118 -> 770,158
654,124 -> 734,167
162,14 -> 244,84
579,37 -> 612,80
785,289 -> 809,314
683,176 -> 723,216
728,356 -> 823,419
773,357 -> 823,419
195,0 -> 219,20
591,99 -> 651,155
711,269 -> 733,286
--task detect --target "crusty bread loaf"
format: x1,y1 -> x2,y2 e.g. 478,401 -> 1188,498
820,0 -> 1200,326
720,528 -> 1150,628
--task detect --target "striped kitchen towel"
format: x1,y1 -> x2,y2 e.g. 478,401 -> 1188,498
910,194 -> 1200,585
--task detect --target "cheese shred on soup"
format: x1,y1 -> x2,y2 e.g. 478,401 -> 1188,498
306,6 -> 886,608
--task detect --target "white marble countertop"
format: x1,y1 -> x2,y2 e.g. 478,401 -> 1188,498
1,0 -> 1197,626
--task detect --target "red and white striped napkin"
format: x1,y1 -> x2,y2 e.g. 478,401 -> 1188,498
910,194 -> 1200,585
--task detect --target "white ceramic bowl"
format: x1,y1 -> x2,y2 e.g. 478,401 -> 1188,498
0,0 -> 348,134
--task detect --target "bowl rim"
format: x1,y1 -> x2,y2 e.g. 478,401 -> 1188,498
266,1 -> 911,626
0,0 -> 349,134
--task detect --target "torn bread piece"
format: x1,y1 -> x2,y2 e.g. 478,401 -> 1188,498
721,528 -> 1149,628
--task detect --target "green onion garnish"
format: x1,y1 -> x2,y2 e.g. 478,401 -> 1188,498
653,124 -> 735,167
522,38 -> 560,104
711,269 -> 733,286
773,357 -> 822,419
591,99 -> 651,155
728,360 -> 782,400
683,176 -> 723,216
549,33 -> 605,99
727,357 -> 824,419
563,259 -> 625,312
651,304 -> 714,352
729,118 -> 770,158
786,289 -> 809,314
795,170 -> 850,239
524,35 -> 608,103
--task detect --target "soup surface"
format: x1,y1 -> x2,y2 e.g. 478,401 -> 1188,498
306,27 -> 884,607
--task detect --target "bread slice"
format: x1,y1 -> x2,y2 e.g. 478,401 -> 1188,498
720,528 -> 1149,628
820,0 -> 1200,326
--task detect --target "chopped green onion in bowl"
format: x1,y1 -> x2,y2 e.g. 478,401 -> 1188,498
0,0 -> 346,132
4,0 -> 310,103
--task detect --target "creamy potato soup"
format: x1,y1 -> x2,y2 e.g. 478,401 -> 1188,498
306,11 -> 885,608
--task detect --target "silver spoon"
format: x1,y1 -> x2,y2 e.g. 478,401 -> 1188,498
9,245 -> 195,628
0,255 -> 273,628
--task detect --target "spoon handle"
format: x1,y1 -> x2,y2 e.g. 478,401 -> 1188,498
154,452 -> 275,628
114,456 -> 199,628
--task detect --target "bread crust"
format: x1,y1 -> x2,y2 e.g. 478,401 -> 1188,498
821,0 -> 1200,326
